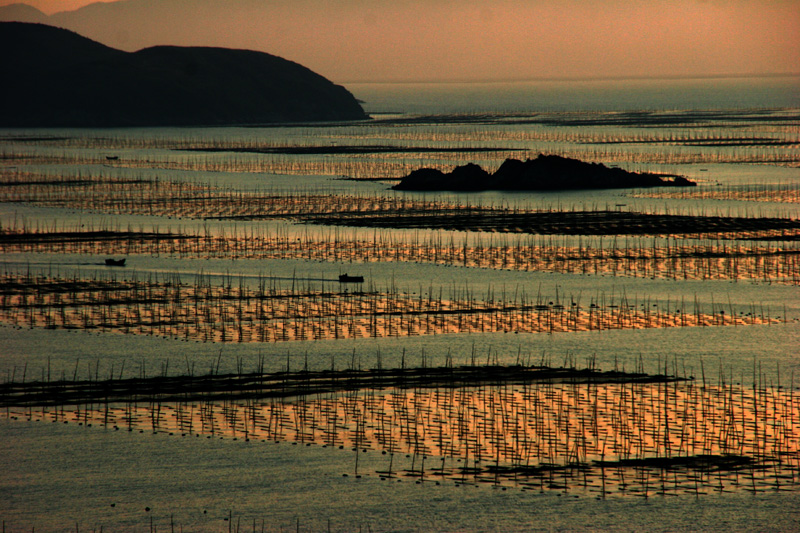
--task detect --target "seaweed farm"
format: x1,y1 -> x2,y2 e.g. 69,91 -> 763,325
0,270 -> 785,344
4,367 -> 799,497
2,79 -> 800,531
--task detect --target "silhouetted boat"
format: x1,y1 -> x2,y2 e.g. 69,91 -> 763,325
339,274 -> 364,283
105,258 -> 126,266
106,156 -> 119,161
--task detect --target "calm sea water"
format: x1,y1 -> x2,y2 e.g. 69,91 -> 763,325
1,75 -> 799,531
3,418 -> 800,532
350,76 -> 800,114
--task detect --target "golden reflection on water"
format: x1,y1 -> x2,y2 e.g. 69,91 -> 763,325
9,381 -> 799,497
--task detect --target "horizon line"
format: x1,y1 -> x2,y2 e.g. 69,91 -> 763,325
342,72 -> 800,85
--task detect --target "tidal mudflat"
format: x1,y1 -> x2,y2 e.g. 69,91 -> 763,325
1,78 -> 799,531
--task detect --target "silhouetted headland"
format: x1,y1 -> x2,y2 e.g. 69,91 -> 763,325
0,22 -> 368,127
392,154 -> 697,191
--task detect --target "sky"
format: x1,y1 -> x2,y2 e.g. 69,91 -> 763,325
3,0 -> 96,12
3,0 -> 799,83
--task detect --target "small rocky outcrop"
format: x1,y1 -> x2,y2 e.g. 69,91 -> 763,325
392,154 -> 696,191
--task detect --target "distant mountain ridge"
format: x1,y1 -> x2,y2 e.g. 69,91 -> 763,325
0,22 -> 368,127
0,3 -> 48,23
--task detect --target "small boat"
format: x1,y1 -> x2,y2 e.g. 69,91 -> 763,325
105,258 -> 126,267
338,274 -> 364,283
106,156 -> 119,161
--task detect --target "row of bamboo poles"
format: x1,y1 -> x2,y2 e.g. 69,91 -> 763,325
3,135 -> 798,177
6,116 -> 796,150
0,270 -> 782,344
634,182 -> 800,204
2,168 -> 796,223
7,375 -> 797,497
2,224 -> 799,284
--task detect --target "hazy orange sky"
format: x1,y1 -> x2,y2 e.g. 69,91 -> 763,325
3,0 -> 798,82
2,0 -> 97,13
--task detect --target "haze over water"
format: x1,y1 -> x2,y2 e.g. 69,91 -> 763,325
352,76 -> 800,115
2,0 -> 798,83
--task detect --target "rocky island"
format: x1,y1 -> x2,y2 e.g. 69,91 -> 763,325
392,154 -> 696,191
0,22 -> 368,127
